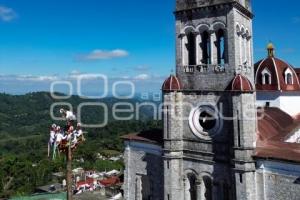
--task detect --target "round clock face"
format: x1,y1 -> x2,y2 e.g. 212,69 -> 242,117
188,105 -> 223,140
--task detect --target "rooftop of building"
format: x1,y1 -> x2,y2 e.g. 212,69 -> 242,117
121,128 -> 163,145
122,107 -> 300,163
254,43 -> 300,92
11,192 -> 67,200
255,107 -> 300,163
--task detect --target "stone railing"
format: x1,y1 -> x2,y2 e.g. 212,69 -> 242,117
182,64 -> 228,74
236,64 -> 252,74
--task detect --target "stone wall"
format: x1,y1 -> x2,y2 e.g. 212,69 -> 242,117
123,141 -> 163,200
256,160 -> 300,200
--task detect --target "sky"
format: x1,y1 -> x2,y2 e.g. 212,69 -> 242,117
0,0 -> 300,95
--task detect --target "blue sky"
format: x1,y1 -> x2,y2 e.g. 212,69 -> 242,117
0,0 -> 300,95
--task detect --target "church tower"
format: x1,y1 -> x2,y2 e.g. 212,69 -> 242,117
163,0 -> 257,199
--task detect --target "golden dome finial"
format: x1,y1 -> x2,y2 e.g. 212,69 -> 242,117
267,42 -> 275,57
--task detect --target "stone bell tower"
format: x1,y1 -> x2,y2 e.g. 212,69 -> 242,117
176,0 -> 254,90
163,0 -> 257,199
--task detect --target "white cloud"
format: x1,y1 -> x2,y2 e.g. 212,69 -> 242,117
68,70 -> 84,79
67,71 -> 109,81
0,74 -> 59,82
70,70 -> 81,75
74,74 -> 105,80
121,76 -> 130,79
134,74 -> 151,80
133,65 -> 150,72
0,71 -> 166,83
28,75 -> 59,81
77,49 -> 129,61
0,5 -> 17,22
0,71 -> 169,95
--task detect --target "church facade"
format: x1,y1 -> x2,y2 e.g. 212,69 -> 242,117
122,0 -> 300,199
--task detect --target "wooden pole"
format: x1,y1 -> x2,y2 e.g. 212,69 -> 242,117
66,145 -> 73,200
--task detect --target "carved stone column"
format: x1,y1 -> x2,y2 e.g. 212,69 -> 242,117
181,34 -> 188,66
184,177 -> 191,200
196,179 -> 202,200
238,33 -> 242,65
135,175 -> 142,200
196,32 -> 202,65
242,34 -> 247,64
247,36 -> 252,67
210,31 -> 217,65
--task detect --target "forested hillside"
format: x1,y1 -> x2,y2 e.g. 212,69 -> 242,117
0,92 -> 162,198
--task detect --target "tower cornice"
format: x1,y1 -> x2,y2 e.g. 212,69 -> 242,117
175,1 -> 253,19
232,1 -> 253,19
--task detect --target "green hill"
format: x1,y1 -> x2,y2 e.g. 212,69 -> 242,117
0,92 -> 162,198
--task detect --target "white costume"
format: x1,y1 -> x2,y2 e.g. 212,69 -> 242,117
49,130 -> 56,145
72,129 -> 83,144
56,132 -> 67,143
66,111 -> 76,121
60,109 -> 76,121
48,124 -> 57,158
52,126 -> 65,160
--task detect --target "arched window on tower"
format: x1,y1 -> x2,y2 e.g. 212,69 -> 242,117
284,68 -> 293,85
202,176 -> 212,200
216,29 -> 226,65
262,68 -> 272,85
186,173 -> 197,200
201,31 -> 211,64
187,32 -> 196,66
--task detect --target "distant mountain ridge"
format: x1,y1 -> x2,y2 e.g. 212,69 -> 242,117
0,92 -> 158,138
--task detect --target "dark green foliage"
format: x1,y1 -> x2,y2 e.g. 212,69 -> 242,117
0,155 -> 65,198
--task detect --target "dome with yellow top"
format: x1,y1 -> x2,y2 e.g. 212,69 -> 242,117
254,42 -> 300,91
267,42 -> 275,57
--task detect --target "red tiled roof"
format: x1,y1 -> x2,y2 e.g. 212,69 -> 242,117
255,141 -> 300,163
99,176 -> 120,187
228,74 -> 254,91
255,107 -> 300,162
162,75 -> 182,91
121,129 -> 163,145
76,177 -> 95,188
257,107 -> 297,141
296,68 -> 300,80
254,57 -> 300,91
